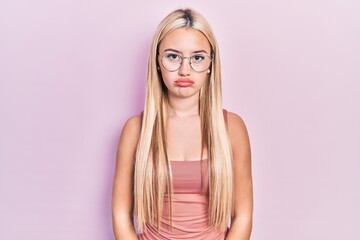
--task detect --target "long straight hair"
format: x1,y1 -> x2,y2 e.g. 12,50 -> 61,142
134,8 -> 233,233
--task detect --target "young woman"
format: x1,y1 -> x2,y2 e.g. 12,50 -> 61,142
112,8 -> 253,240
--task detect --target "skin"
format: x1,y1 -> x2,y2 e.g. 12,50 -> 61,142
112,28 -> 253,239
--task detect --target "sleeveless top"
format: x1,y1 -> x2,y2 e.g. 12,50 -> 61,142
137,110 -> 229,240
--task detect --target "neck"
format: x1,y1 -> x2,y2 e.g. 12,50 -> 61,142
167,94 -> 199,117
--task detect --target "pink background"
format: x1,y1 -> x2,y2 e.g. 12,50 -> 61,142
1,0 -> 359,239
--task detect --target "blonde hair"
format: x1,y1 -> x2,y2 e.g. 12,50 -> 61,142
134,8 -> 233,233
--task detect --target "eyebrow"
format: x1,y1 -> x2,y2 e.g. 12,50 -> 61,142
163,48 -> 209,54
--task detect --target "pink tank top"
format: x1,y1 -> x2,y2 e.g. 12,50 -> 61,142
138,159 -> 227,240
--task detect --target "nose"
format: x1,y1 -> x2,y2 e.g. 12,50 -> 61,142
178,57 -> 191,76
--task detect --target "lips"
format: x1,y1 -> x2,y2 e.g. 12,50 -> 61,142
175,79 -> 195,87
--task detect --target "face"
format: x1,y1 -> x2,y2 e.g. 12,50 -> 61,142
157,28 -> 212,99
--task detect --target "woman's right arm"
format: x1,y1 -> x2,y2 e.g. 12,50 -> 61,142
112,115 -> 142,239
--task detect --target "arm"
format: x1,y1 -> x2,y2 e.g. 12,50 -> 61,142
226,112 -> 253,240
112,115 -> 142,240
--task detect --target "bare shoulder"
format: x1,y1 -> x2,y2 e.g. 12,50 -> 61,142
226,111 -> 251,154
226,111 -> 249,138
116,113 -> 142,162
121,114 -> 142,142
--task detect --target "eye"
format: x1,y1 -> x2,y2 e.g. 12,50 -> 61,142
165,53 -> 181,61
192,54 -> 206,62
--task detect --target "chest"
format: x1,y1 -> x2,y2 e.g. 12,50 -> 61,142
166,116 -> 204,160
170,160 -> 209,194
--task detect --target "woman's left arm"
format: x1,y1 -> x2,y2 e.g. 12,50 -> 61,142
226,112 -> 253,240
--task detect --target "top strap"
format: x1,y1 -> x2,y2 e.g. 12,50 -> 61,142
223,109 -> 228,126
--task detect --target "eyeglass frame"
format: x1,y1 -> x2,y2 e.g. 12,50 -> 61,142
158,52 -> 213,73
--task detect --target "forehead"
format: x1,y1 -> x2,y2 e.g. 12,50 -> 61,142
159,28 -> 211,54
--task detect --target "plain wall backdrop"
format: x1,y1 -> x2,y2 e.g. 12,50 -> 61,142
0,0 -> 359,239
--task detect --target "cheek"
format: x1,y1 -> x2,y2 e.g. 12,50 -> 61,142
160,70 -> 174,87
198,73 -> 209,84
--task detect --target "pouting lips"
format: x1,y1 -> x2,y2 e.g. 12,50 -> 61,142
175,79 -> 194,87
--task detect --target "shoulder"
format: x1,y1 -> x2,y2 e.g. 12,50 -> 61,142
225,110 -> 250,149
226,111 -> 248,134
119,113 -> 143,147
123,113 -> 142,133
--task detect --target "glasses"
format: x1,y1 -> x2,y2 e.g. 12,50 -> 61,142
159,52 -> 212,72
